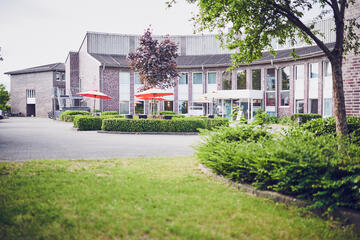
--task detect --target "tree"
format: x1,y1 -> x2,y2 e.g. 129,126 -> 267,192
169,0 -> 360,136
0,83 -> 10,110
127,27 -> 179,91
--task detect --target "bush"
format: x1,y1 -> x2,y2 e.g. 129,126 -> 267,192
159,111 -> 176,115
166,114 -> 185,119
102,117 -> 229,132
101,111 -> 118,116
290,113 -> 322,124
197,126 -> 360,211
74,115 -> 124,130
278,116 -> 293,125
60,111 -> 90,122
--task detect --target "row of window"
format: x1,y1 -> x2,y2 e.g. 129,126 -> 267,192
295,98 -> 332,117
119,100 -> 189,115
56,72 -> 65,81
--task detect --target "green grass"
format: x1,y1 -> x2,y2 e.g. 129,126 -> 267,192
0,157 -> 358,240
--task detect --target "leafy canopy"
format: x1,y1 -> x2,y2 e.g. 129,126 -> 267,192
127,28 -> 179,90
0,83 -> 9,110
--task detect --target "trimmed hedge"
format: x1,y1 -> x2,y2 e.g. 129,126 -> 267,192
60,110 -> 90,122
197,125 -> 360,211
159,111 -> 176,115
102,117 -> 229,132
101,111 -> 118,116
290,113 -> 322,124
74,115 -> 124,130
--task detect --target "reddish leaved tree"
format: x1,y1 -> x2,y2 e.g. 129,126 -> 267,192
127,28 -> 179,91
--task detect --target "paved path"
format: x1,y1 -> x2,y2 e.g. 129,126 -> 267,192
0,118 -> 200,161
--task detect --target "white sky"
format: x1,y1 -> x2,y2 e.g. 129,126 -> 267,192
0,0 -> 199,91
0,0 -> 323,91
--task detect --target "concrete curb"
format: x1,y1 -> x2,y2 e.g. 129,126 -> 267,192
199,163 -> 360,226
97,130 -> 199,135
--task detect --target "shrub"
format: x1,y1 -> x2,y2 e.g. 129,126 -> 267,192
166,114 -> 185,119
159,111 -> 176,115
197,126 -> 360,211
278,116 -> 293,125
74,115 -> 124,130
290,113 -> 322,124
101,111 -> 118,116
60,110 -> 90,122
102,118 -> 229,132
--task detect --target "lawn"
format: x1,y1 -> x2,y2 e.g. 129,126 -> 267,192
0,157 -> 358,240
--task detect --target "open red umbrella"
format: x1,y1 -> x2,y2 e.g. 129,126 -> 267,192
77,90 -> 112,112
134,88 -> 173,98
138,97 -> 167,101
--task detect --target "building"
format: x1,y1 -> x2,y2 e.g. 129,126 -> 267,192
5,63 -> 66,117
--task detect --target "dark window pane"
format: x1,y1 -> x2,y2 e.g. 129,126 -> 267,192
280,91 -> 290,106
281,67 -> 290,90
237,70 -> 246,89
222,71 -> 232,90
252,69 -> 261,90
266,69 -> 275,91
266,92 -> 275,106
164,101 -> 173,111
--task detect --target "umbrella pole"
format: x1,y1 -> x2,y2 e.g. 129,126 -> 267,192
93,98 -> 96,113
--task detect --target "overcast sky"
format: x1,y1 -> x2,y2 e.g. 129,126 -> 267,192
0,0 -> 323,91
0,0 -> 200,90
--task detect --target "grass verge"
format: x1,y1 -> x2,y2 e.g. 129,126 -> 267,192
0,157 -> 358,239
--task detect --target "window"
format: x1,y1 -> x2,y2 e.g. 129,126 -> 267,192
266,69 -> 275,91
237,70 -> 246,89
280,91 -> 290,106
179,73 -> 188,85
119,72 -> 130,84
179,101 -> 188,114
56,72 -> 60,81
295,65 -> 304,80
135,101 -> 144,114
266,92 -> 276,106
61,73 -> 65,81
308,99 -> 318,113
193,73 -> 203,84
323,98 -> 332,117
26,89 -> 36,98
324,61 -> 332,77
207,72 -> 217,84
164,101 -> 173,111
296,100 -> 304,113
134,72 -> 142,84
280,67 -> 290,90
252,69 -> 261,90
222,71 -> 232,90
119,101 -> 129,114
309,63 -> 319,79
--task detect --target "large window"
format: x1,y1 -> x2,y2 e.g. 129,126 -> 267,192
296,100 -> 304,113
179,100 -> 188,114
179,73 -> 188,85
134,72 -> 142,84
164,101 -> 173,111
266,69 -> 275,91
323,61 -> 332,77
266,92 -> 276,106
237,70 -> 246,89
193,73 -> 203,84
252,69 -> 261,90
309,63 -> 319,79
295,65 -> 304,80
207,72 -> 217,84
135,101 -> 144,114
222,71 -> 232,90
323,98 -> 332,117
119,101 -> 130,114
280,67 -> 290,106
26,89 -> 36,98
309,99 -> 318,113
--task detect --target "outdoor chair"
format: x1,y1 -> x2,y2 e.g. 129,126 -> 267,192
208,115 -> 214,118
125,115 -> 133,119
163,115 -> 173,120
139,115 -> 147,119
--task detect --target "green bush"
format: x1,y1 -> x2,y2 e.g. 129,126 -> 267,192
101,111 -> 118,116
60,111 -> 90,122
102,118 -> 229,132
166,114 -> 185,119
290,113 -> 322,124
160,111 -> 176,115
278,116 -> 293,125
74,115 -> 124,130
197,126 -> 360,211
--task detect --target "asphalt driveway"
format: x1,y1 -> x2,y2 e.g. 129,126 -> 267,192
0,118 -> 200,161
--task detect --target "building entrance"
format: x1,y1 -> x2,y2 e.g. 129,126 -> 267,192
26,104 -> 36,117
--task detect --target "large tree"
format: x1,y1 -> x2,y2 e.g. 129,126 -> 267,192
127,28 -> 179,91
169,0 -> 360,136
0,83 -> 10,110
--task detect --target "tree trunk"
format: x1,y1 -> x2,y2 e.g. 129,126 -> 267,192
331,58 -> 348,136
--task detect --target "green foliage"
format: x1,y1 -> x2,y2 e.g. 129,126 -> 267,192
101,111 -> 118,116
93,109 -> 101,113
0,83 -> 10,110
252,109 -> 279,125
73,115 -> 124,130
168,114 -> 185,118
291,113 -> 322,124
102,118 -> 229,132
60,111 -> 90,122
160,111 -> 176,115
197,126 -> 360,211
230,106 -> 239,120
278,116 -> 293,125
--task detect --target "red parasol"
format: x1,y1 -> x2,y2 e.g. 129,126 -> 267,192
134,88 -> 173,98
138,97 -> 167,101
77,90 -> 112,112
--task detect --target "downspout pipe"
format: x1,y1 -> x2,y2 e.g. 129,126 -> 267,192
100,63 -> 106,112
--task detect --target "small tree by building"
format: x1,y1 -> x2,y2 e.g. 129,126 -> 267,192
0,83 -> 10,111
127,28 -> 179,91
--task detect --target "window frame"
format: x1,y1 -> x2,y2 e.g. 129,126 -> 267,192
251,69 -> 261,90
192,72 -> 203,85
207,72 -> 217,85
178,72 -> 189,85
237,70 -> 246,90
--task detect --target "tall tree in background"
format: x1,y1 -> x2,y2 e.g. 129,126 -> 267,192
0,83 -> 10,110
127,28 -> 179,91
169,0 -> 360,136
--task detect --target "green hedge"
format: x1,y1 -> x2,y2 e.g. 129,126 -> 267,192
160,111 -> 176,115
290,113 -> 322,124
197,125 -> 360,211
60,111 -> 90,122
165,114 -> 185,119
101,111 -> 118,116
74,115 -> 124,130
102,118 -> 229,132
